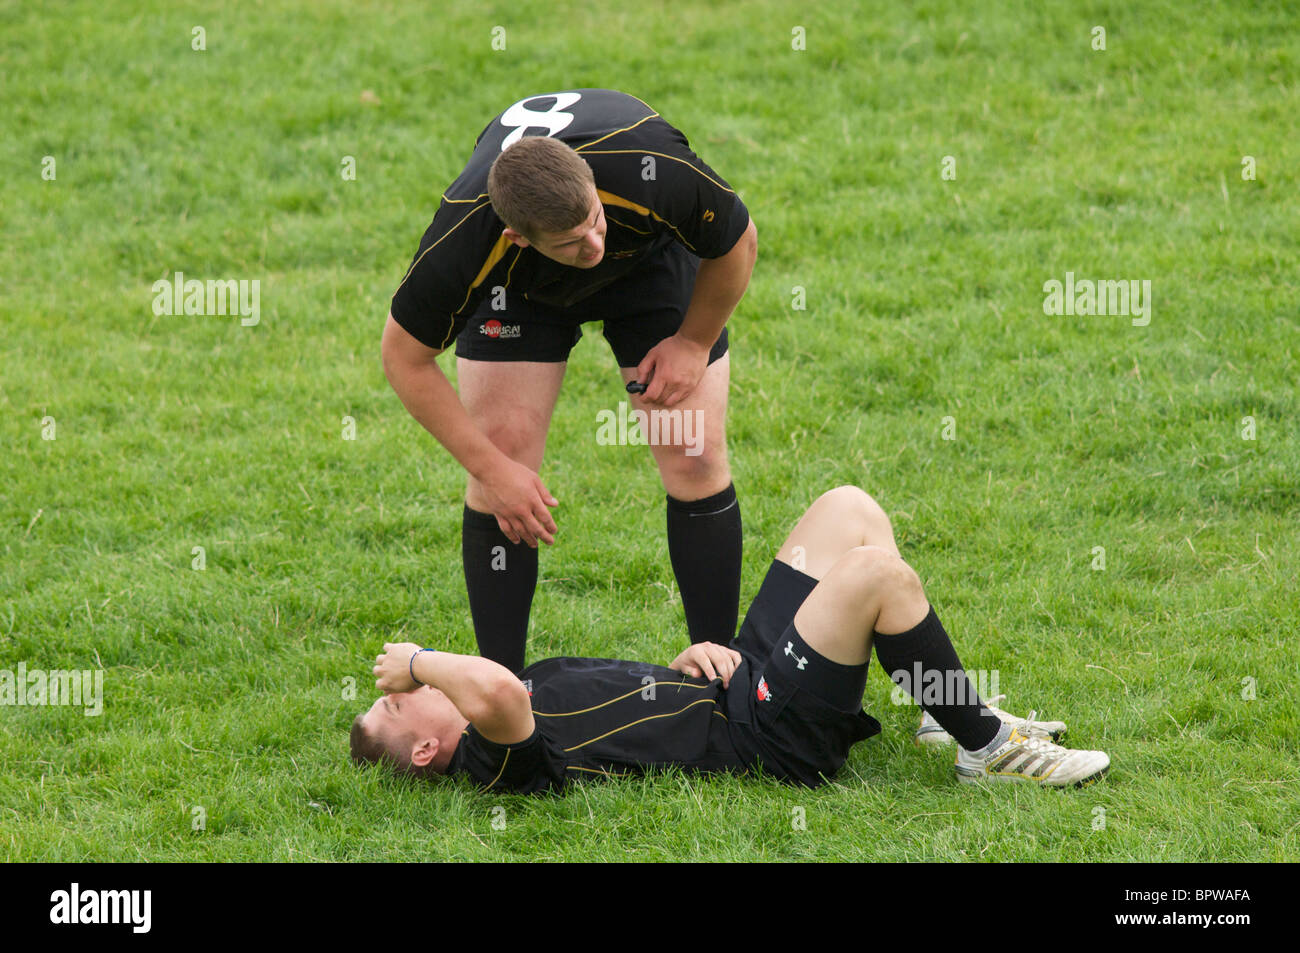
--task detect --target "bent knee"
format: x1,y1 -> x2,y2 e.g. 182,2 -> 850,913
481,418 -> 549,460
836,545 -> 921,590
819,485 -> 893,534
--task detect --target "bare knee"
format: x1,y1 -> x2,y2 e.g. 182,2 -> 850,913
657,443 -> 731,499
465,419 -> 549,506
816,485 -> 885,520
481,417 -> 548,462
835,545 -> 921,594
817,486 -> 895,546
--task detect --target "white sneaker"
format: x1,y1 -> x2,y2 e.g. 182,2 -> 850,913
914,694 -> 1067,746
955,727 -> 1109,788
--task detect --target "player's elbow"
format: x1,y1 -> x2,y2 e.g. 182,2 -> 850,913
463,669 -> 528,725
380,314 -> 404,379
381,313 -> 442,384
739,218 -> 757,257
712,219 -> 757,264
734,219 -> 758,276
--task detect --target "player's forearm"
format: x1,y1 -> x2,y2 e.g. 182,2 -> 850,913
677,221 -> 757,349
383,351 -> 506,481
410,650 -> 520,725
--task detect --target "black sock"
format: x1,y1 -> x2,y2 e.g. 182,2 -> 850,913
872,606 -> 999,751
461,505 -> 536,672
666,482 -> 742,644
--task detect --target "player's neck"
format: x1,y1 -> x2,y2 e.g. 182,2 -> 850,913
434,717 -> 471,773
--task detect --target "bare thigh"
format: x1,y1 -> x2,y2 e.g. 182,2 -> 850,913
458,359 -> 567,510
618,354 -> 732,501
773,486 -> 900,580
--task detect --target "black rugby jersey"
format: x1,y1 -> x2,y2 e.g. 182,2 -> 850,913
390,89 -> 751,350
446,655 -> 748,794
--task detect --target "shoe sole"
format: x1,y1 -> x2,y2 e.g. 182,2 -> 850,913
956,762 -> 1108,789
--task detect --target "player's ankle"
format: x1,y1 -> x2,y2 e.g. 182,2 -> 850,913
965,721 -> 1011,758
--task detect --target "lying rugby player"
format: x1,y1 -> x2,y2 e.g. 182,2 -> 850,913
350,485 -> 1109,790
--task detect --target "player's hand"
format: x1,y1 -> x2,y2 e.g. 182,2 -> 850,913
373,641 -> 424,694
669,642 -> 743,688
635,333 -> 709,408
479,457 -> 559,547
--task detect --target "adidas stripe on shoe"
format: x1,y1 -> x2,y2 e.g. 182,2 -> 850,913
955,728 -> 1109,788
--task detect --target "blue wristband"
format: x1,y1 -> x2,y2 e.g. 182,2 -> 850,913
409,648 -> 435,686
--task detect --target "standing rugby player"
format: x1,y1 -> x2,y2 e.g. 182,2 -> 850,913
383,90 -> 758,671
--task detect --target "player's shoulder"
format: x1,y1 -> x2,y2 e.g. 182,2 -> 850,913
440,89 -> 658,201
491,89 -> 664,153
450,724 -> 568,795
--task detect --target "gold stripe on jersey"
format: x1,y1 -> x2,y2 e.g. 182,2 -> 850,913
606,212 -> 652,236
584,150 -> 737,194
459,233 -> 515,309
394,200 -> 494,295
572,111 -> 660,153
563,710 -> 727,777
566,765 -> 632,778
596,188 -> 695,252
393,200 -> 507,348
502,242 -> 524,287
533,679 -> 712,719
449,235 -> 524,349
620,93 -> 661,116
485,745 -> 513,790
563,697 -> 721,752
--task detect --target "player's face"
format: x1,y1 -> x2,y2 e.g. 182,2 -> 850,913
363,685 -> 461,763
530,190 -> 606,268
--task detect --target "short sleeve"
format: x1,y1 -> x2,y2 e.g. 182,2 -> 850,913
450,725 -> 568,795
639,129 -> 750,259
389,251 -> 474,351
389,201 -> 504,351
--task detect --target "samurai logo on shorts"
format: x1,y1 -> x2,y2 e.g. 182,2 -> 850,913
756,676 -> 773,702
480,319 -> 522,339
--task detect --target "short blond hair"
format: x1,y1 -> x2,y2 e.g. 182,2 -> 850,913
487,137 -> 596,240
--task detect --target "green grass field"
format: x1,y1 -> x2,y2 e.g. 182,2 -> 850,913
2,0 -> 1297,861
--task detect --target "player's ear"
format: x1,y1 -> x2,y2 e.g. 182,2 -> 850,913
502,227 -> 532,249
410,736 -> 439,768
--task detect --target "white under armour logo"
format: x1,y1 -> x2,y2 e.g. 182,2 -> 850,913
785,641 -> 808,670
499,92 -> 582,150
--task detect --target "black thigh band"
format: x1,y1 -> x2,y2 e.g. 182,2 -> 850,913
769,623 -> 869,714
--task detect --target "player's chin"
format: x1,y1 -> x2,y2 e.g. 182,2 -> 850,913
576,252 -> 603,268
